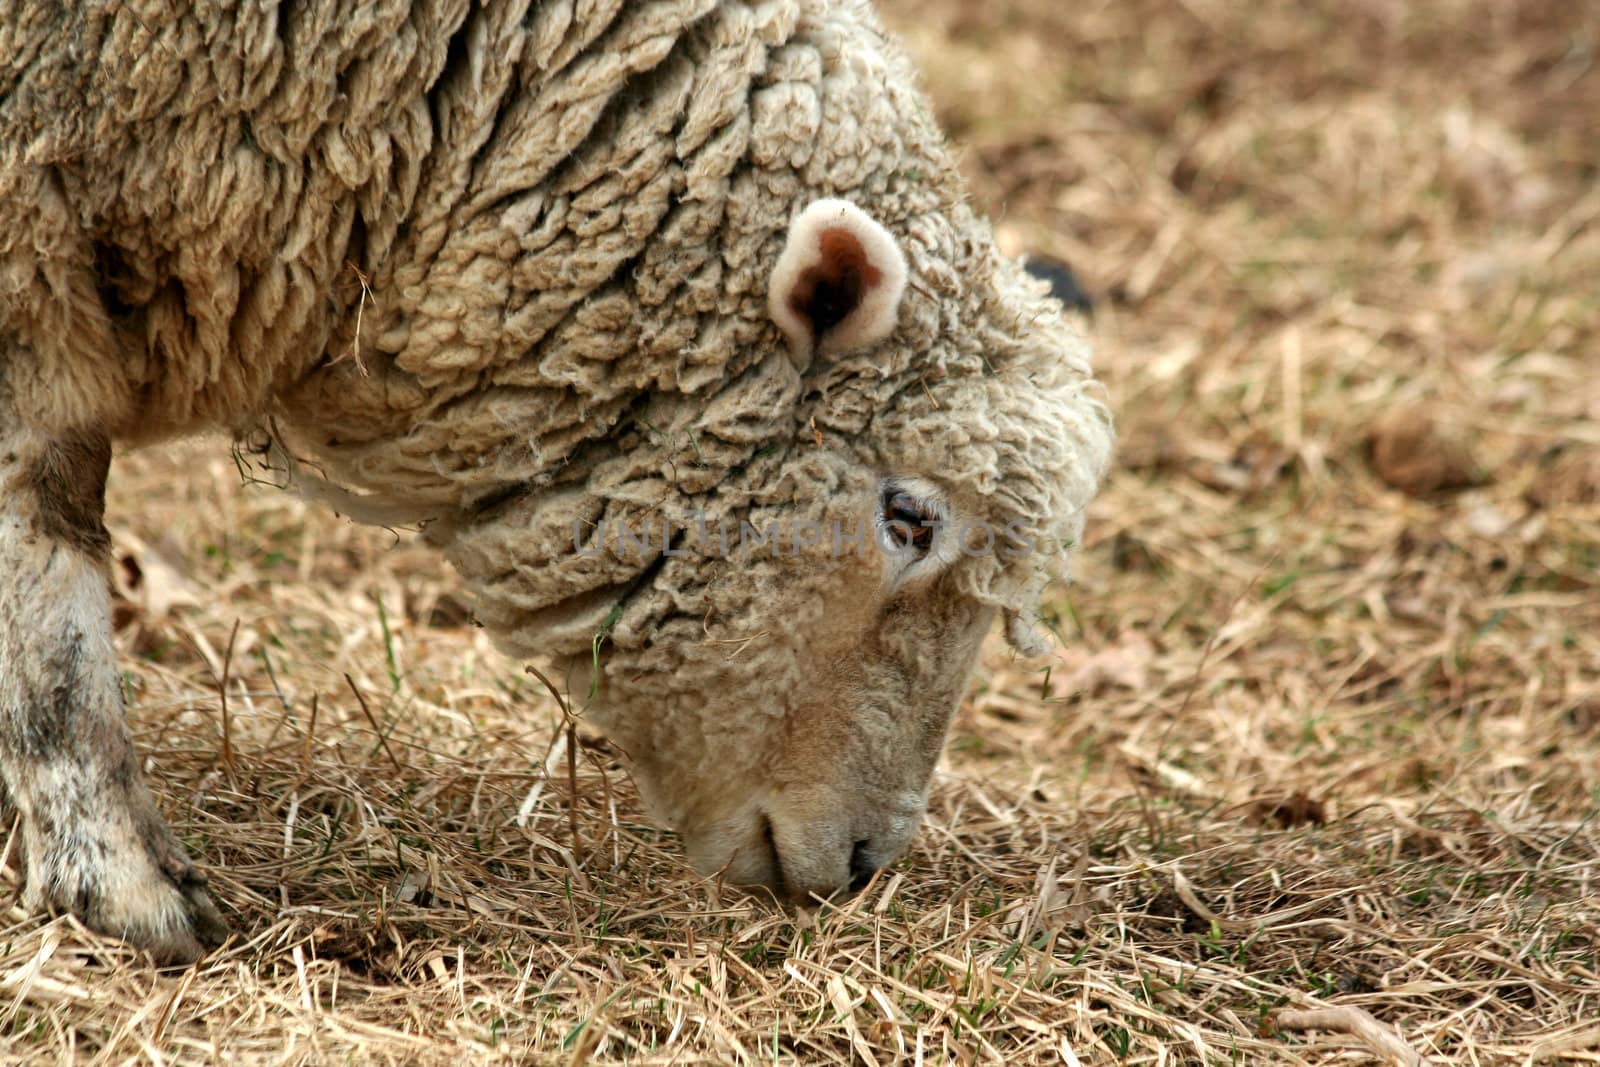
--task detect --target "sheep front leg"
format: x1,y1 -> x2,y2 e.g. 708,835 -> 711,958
0,420 -> 228,963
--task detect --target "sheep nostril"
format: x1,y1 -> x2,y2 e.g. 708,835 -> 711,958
760,814 -> 792,897
848,840 -> 878,893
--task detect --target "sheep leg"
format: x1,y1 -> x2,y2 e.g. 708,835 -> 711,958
0,416 -> 228,963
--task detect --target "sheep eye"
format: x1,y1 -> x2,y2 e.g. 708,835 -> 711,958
882,489 -> 937,555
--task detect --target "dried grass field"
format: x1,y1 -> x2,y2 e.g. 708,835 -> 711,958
4,0 -> 1598,1063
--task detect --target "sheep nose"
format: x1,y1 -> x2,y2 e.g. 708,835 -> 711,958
770,837 -> 887,900
847,840 -> 881,893
761,827 -> 903,902
726,792 -> 925,901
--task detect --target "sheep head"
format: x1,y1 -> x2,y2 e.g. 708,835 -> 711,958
476,199 -> 1116,901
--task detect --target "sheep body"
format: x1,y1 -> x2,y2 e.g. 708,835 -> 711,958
0,0 -> 1112,958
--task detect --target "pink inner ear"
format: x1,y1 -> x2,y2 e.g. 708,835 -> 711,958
786,228 -> 884,341
817,228 -> 884,288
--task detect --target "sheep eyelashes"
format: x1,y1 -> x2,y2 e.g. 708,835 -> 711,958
768,199 -> 909,366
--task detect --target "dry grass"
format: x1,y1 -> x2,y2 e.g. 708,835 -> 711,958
5,0 -> 1599,1062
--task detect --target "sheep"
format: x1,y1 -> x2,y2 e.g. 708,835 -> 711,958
0,0 -> 1113,961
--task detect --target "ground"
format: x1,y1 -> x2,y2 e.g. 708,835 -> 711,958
3,0 -> 1597,1063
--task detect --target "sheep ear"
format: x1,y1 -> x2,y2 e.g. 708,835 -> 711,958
768,199 -> 907,365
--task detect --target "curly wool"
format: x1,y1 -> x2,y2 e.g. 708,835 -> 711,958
0,1 -> 1111,669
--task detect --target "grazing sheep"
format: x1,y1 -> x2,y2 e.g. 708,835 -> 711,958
0,0 -> 1113,961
